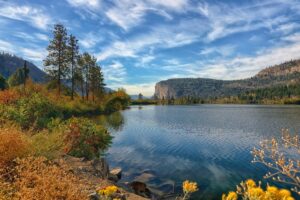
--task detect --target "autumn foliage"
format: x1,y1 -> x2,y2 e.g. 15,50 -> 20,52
0,127 -> 29,168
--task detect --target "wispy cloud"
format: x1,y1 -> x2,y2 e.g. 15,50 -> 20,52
197,0 -> 297,42
103,61 -> 127,84
66,0 -> 101,10
97,19 -> 204,60
79,32 -> 103,49
0,3 -> 52,30
0,40 -> 14,52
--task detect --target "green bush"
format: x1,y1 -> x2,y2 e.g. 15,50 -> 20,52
64,117 -> 112,159
3,93 -> 63,129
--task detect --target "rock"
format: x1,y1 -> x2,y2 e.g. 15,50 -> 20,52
108,173 -> 119,182
88,192 -> 99,200
92,158 -> 109,178
110,167 -> 122,179
130,181 -> 151,198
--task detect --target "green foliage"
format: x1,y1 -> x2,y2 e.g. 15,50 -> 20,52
0,74 -> 7,90
105,90 -> 131,113
8,68 -> 26,87
2,93 -> 63,129
30,130 -> 64,159
64,117 -> 112,159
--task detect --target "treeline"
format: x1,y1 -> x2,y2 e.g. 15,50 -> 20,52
157,84 -> 300,105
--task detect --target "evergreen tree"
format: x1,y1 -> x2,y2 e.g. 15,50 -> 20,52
89,63 -> 105,101
67,34 -> 79,100
44,24 -> 69,95
138,93 -> 143,100
76,54 -> 85,100
78,52 -> 93,100
23,60 -> 29,87
0,74 -> 7,90
8,68 -> 26,87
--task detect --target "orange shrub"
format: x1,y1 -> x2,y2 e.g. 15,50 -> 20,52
0,89 -> 19,105
0,127 -> 30,168
13,157 -> 89,200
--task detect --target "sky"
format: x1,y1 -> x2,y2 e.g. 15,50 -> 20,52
0,0 -> 300,95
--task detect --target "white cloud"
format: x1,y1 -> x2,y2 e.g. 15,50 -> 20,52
97,19 -> 204,60
35,33 -> 49,41
196,0 -> 297,42
186,34 -> 300,80
103,61 -> 127,83
121,83 -> 156,96
0,3 -> 52,30
20,48 -> 47,62
105,0 -> 189,30
66,0 -> 101,9
79,32 -> 103,49
200,45 -> 236,57
0,40 -> 14,52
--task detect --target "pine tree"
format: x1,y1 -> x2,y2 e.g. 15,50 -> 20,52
138,93 -> 143,100
76,54 -> 85,100
44,24 -> 69,96
89,63 -> 105,102
0,74 -> 7,90
78,52 -> 93,100
67,34 -> 79,100
23,60 -> 29,88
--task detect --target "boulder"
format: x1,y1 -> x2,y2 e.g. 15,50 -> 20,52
110,167 -> 122,179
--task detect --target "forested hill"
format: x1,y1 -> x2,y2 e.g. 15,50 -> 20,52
155,59 -> 300,99
0,52 -> 46,82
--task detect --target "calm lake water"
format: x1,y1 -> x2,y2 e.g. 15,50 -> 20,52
99,105 -> 300,199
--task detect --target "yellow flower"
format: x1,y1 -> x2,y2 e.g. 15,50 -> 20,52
222,191 -> 238,200
246,179 -> 256,188
98,185 -> 118,197
279,189 -> 291,198
182,180 -> 198,193
265,186 -> 278,199
247,187 -> 265,199
285,197 -> 295,200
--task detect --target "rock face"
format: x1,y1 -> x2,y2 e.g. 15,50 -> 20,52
154,60 -> 300,99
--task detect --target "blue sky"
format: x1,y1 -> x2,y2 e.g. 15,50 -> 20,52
1,0 -> 300,95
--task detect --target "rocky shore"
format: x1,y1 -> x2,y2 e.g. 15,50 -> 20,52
54,155 -> 148,200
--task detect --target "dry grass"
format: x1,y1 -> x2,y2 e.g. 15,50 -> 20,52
13,156 -> 89,200
0,127 -> 30,168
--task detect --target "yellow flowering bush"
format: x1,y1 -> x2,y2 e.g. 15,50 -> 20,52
222,179 -> 295,200
97,185 -> 125,200
177,180 -> 198,200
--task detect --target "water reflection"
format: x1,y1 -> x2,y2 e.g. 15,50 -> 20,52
103,105 -> 300,199
96,111 -> 125,131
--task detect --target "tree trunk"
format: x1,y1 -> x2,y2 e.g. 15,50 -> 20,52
71,54 -> 74,100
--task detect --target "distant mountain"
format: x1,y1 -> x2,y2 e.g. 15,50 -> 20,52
155,60 -> 300,99
0,52 -> 46,82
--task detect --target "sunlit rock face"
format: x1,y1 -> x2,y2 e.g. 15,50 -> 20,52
154,60 -> 300,100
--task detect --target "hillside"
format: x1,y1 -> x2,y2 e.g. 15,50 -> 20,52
154,60 -> 300,99
0,52 -> 46,82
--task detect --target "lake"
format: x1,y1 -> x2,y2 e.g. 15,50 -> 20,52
99,105 -> 300,199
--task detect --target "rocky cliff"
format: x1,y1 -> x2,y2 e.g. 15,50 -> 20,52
154,60 -> 300,99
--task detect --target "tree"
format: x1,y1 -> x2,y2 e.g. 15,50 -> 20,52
89,63 -> 105,102
78,53 -> 92,100
44,24 -> 69,96
23,61 -> 29,88
0,74 -> 7,90
75,55 -> 85,100
8,68 -> 26,87
138,93 -> 143,100
67,35 -> 79,100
